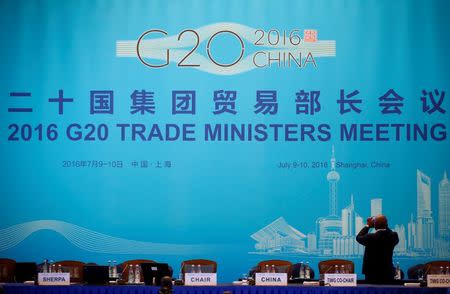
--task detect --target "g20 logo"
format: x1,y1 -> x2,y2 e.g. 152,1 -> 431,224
116,23 -> 336,74
137,29 -> 245,68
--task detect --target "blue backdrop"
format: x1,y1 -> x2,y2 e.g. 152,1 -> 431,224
1,0 -> 449,282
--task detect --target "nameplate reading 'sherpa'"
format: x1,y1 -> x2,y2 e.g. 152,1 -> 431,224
38,273 -> 70,285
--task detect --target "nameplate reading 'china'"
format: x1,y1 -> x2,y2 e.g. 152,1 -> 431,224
427,275 -> 450,288
255,273 -> 288,286
184,273 -> 217,286
38,273 -> 70,285
324,274 -> 357,287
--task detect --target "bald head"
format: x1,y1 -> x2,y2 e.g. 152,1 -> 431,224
374,215 -> 388,230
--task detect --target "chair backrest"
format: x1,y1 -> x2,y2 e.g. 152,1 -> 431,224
181,259 -> 217,274
424,260 -> 450,275
54,260 -> 85,283
0,258 -> 16,283
407,264 -> 424,279
120,259 -> 155,283
291,263 -> 315,279
256,260 -> 292,274
318,259 -> 354,274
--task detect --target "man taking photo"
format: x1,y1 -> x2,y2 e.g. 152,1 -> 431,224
356,215 -> 399,284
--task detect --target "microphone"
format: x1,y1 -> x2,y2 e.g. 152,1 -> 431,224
423,264 -> 431,276
121,264 -> 129,275
120,264 -> 131,283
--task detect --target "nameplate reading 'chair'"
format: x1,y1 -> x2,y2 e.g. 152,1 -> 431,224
120,259 -> 155,283
318,259 -> 355,274
0,258 -> 16,283
181,259 -> 217,274
256,259 -> 292,275
54,260 -> 85,283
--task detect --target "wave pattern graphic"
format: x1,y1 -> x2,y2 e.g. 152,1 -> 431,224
0,220 -> 214,255
116,22 -> 336,75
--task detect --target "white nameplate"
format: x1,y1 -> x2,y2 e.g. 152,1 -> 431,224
184,273 -> 217,286
38,273 -> 70,285
255,273 -> 288,286
427,274 -> 450,288
324,273 -> 357,287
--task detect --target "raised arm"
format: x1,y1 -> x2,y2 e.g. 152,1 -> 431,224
356,226 -> 371,245
356,217 -> 375,246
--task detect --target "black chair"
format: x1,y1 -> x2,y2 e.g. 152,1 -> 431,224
119,259 -> 155,283
291,263 -> 315,279
407,264 -> 424,280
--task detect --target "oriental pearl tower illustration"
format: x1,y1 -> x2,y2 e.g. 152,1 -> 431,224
327,145 -> 340,216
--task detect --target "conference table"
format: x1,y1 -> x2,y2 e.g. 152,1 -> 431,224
2,284 -> 449,294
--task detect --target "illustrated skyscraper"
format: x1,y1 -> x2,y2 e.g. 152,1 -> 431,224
342,194 -> 355,236
416,169 -> 435,250
370,198 -> 382,216
439,171 -> 450,241
333,195 -> 364,257
327,145 -> 340,216
317,146 -> 342,254
394,224 -> 407,253
407,213 -> 416,249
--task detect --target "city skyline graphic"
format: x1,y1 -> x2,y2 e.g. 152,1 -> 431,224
250,146 -> 450,259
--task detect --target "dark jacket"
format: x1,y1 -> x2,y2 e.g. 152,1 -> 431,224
356,226 -> 399,283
